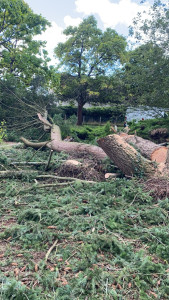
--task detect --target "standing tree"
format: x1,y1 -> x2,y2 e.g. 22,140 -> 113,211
54,16 -> 127,125
0,0 -> 60,136
121,42 -> 169,108
121,0 -> 169,109
0,0 -> 50,81
129,0 -> 169,53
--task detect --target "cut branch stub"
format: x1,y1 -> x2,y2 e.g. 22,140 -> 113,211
97,134 -> 156,177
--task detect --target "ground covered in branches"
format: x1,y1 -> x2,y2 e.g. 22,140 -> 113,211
0,145 -> 169,299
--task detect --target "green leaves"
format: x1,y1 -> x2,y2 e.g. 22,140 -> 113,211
0,0 -> 50,82
0,145 -> 169,299
121,42 -> 169,108
54,16 -> 127,124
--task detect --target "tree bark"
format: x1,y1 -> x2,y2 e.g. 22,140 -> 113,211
97,134 -> 156,177
120,133 -> 168,164
21,136 -> 107,161
77,102 -> 83,125
21,114 -> 107,161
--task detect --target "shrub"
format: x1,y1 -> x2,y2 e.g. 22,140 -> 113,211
128,116 -> 169,141
71,122 -> 111,142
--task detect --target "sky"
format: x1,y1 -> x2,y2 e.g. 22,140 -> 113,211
25,0 -> 157,65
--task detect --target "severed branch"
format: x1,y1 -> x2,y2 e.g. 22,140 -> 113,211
0,170 -> 38,178
21,113 -> 107,161
20,137 -> 50,149
45,149 -> 53,171
36,174 -> 97,183
10,162 -> 47,166
45,240 -> 58,262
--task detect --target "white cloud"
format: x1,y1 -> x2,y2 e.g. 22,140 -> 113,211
36,21 -> 66,66
37,17 -> 82,65
75,0 -> 150,30
64,16 -> 82,27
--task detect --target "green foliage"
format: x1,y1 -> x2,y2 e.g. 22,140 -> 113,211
71,122 -> 111,142
83,106 -> 126,122
0,0 -> 50,80
55,16 -> 127,124
0,121 -> 7,143
53,113 -> 77,139
128,116 -> 169,140
51,105 -> 126,123
52,113 -> 113,142
0,279 -> 38,299
0,74 -> 58,140
122,43 -> 169,108
0,147 -> 169,299
0,1 -> 58,136
126,2 -> 169,108
130,1 -> 169,53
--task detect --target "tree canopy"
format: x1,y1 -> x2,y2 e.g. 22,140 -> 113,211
0,0 -> 50,82
0,0 -> 58,134
0,0 -> 169,132
124,0 -> 169,109
122,42 -> 169,108
129,0 -> 169,53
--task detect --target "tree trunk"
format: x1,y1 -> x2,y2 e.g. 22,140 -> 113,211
77,102 -> 83,125
20,113 -> 169,178
97,134 -> 156,177
21,114 -> 107,161
21,136 -> 107,161
120,133 -> 168,164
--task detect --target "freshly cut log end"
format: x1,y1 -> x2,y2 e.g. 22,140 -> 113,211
97,134 -> 156,177
151,147 -> 168,164
120,133 -> 168,165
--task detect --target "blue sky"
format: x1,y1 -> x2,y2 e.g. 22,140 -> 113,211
24,0 -> 162,65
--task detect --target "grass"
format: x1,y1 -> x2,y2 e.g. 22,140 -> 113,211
0,146 -> 169,299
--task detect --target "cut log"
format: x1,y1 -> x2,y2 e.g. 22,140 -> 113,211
120,133 -> 168,164
97,134 -> 157,177
20,113 -> 169,178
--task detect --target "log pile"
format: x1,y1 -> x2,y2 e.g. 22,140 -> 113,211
21,114 -> 107,161
97,133 -> 169,177
20,113 -> 169,179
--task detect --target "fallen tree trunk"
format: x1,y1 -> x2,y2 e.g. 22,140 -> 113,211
120,133 -> 168,164
97,134 -> 157,177
20,113 -> 169,178
97,134 -> 169,177
21,114 -> 107,161
21,136 -> 107,160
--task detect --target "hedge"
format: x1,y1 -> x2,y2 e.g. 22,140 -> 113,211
50,105 -> 126,123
